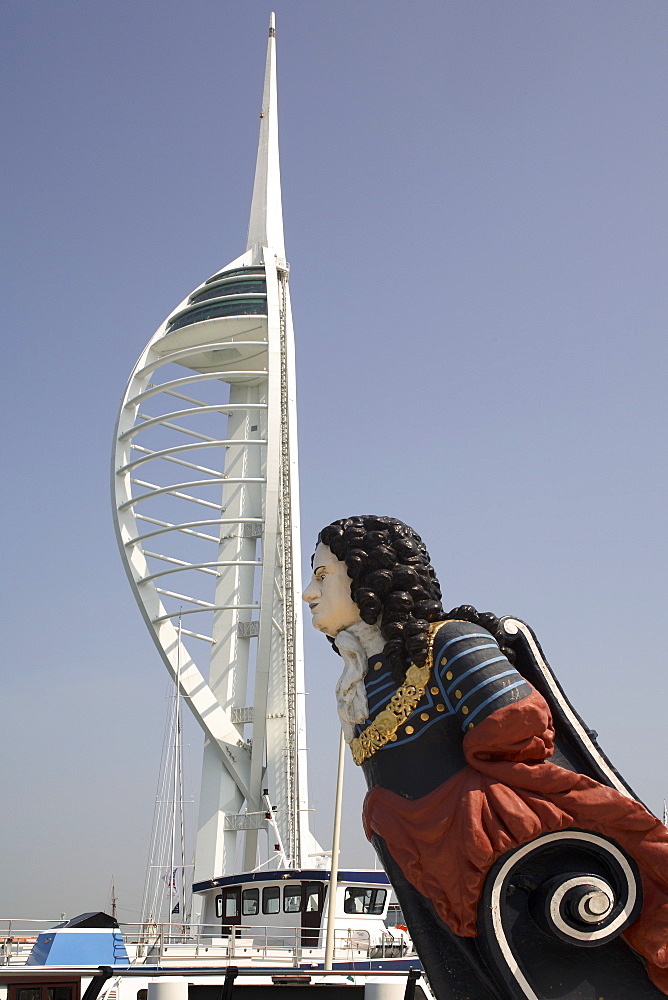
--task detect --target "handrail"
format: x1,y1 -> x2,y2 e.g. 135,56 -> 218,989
1,966 -> 422,980
0,918 -> 412,968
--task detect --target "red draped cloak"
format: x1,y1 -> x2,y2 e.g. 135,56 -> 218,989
362,687 -> 668,994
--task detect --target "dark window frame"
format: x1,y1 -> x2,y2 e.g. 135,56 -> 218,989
343,886 -> 387,915
283,884 -> 302,913
242,887 -> 260,916
262,885 -> 280,915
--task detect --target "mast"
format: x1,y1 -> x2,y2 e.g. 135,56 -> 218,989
112,13 -> 318,911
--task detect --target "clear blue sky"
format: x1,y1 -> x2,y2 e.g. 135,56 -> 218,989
1,0 -> 667,921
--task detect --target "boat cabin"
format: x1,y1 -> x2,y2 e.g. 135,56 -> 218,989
193,869 -> 391,948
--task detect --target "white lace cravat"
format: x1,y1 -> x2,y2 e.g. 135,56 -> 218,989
335,623 -> 384,743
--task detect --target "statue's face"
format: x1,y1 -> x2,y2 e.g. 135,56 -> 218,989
303,542 -> 362,638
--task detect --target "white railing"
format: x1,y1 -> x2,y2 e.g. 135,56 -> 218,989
125,920 -> 372,964
0,919 -> 60,966
0,918 -> 410,968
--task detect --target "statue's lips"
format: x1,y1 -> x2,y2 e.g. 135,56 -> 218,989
308,603 -> 318,612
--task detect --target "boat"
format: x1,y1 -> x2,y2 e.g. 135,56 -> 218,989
0,14 -> 431,1000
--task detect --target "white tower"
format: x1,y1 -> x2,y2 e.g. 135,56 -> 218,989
112,14 -> 318,900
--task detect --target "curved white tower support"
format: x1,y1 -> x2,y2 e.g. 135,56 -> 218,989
112,14 -> 318,893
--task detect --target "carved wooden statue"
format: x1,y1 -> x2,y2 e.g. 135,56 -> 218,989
303,515 -> 668,1000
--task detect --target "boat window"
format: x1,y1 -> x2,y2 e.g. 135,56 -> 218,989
343,887 -> 387,915
215,894 -> 223,918
242,887 -> 259,915
283,884 -> 302,912
262,885 -> 280,914
223,889 -> 239,917
304,886 -> 321,912
13,986 -> 79,1000
15,990 -> 74,1000
385,902 -> 405,927
48,990 -> 73,1000
12,987 -> 77,1000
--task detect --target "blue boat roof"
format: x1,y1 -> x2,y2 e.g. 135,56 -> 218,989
193,868 -> 390,893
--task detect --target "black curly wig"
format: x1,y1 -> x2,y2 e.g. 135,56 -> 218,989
315,515 -> 515,683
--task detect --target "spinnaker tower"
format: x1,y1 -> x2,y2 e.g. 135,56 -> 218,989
112,14 -> 320,913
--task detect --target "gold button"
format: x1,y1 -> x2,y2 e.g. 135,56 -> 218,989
455,689 -> 462,699
468,723 -> 474,730
390,734 -> 397,741
440,656 -> 447,666
461,705 -> 469,715
431,687 -> 439,695
445,671 -> 453,681
420,713 -> 429,721
405,725 -> 414,735
374,662 -> 382,671
436,704 -> 445,712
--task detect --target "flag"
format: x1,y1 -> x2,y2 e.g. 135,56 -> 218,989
162,868 -> 178,897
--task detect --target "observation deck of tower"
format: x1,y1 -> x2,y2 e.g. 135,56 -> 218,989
112,14 -> 321,902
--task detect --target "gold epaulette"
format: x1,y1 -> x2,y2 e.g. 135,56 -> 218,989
349,621 -> 443,766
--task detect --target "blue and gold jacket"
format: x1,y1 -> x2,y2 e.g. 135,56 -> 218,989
355,619 -> 532,799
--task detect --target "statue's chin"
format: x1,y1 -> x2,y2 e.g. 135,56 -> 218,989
314,619 -> 360,639
311,619 -> 336,637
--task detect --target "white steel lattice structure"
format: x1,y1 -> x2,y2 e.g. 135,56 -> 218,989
112,15 -> 320,894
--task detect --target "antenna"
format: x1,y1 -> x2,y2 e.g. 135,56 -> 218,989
247,12 -> 285,261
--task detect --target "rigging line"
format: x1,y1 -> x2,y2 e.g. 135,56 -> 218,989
169,610 -> 183,935
177,611 -> 187,925
141,665 -> 179,929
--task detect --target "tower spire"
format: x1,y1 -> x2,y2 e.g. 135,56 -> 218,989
247,12 -> 285,262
